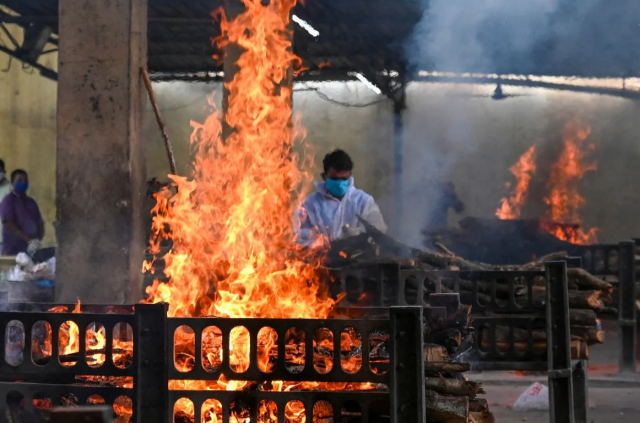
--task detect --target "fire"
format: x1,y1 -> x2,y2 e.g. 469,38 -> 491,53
141,0 -> 372,413
496,122 -> 598,245
542,121 -> 598,244
145,0 -> 332,321
496,146 -> 537,219
35,2 -> 375,422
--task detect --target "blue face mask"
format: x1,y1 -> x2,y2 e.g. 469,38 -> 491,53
325,178 -> 350,197
14,181 -> 28,193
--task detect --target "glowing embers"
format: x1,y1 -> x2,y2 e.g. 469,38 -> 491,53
171,397 -> 371,423
3,318 -> 133,369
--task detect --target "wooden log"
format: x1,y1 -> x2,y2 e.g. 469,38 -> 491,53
441,278 -> 525,299
570,326 -> 605,345
470,411 -> 495,423
424,344 -> 450,363
571,339 -> 589,360
427,329 -> 462,349
468,399 -> 489,414
529,287 -> 604,311
431,306 -> 472,332
358,216 -> 489,271
425,377 -> 485,398
479,338 -> 588,360
424,362 -> 471,374
570,309 -> 598,327
599,306 -> 618,316
458,290 -> 497,307
489,325 -> 603,345
567,268 -> 614,294
425,390 -> 469,423
516,251 -> 570,271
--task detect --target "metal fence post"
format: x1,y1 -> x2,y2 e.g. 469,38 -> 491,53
572,360 -> 588,423
618,241 -> 637,373
134,302 -> 168,423
545,261 -> 575,423
390,306 -> 425,423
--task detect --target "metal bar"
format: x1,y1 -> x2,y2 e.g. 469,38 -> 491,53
390,306 -> 425,423
393,105 -> 403,234
50,406 -> 113,423
413,74 -> 640,100
0,44 -> 58,80
134,303 -> 168,423
572,360 -> 588,423
545,261 -> 575,423
618,241 -> 637,373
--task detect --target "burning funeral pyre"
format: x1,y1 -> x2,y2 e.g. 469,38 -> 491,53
425,120 -> 600,264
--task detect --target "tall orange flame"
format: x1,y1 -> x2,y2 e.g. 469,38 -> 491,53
141,0 -> 372,407
496,146 -> 537,219
542,121 -> 598,244
145,0 -> 332,321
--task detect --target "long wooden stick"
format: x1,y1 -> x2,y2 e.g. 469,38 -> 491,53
141,67 -> 177,175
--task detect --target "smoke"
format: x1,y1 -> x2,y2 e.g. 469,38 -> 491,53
408,0 -> 639,76
410,0 -> 560,75
394,0 -> 639,247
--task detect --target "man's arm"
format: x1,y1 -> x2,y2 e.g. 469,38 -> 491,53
3,221 -> 31,243
0,198 -> 31,242
293,204 -> 316,245
360,197 -> 388,233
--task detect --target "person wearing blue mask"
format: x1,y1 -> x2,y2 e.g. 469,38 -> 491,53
295,149 -> 387,245
0,169 -> 44,255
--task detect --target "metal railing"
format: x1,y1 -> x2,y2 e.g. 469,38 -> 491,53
0,304 -> 425,423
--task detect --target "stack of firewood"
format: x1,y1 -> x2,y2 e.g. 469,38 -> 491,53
424,305 -> 493,423
336,217 -> 612,361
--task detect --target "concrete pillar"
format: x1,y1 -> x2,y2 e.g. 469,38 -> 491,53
56,0 -> 148,303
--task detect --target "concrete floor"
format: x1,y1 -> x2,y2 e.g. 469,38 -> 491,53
476,320 -> 640,422
485,385 -> 640,423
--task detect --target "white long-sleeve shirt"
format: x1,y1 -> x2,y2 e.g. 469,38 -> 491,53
294,177 -> 387,245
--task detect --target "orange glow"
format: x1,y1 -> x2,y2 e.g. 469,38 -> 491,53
140,0 -> 372,410
496,146 -> 537,219
542,121 -> 598,244
145,0 -> 332,321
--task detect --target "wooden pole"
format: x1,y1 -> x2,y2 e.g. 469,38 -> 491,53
141,67 -> 177,175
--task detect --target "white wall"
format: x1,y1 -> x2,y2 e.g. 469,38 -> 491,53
146,80 -> 640,246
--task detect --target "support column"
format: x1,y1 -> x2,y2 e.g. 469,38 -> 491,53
392,79 -> 407,237
56,0 -> 148,303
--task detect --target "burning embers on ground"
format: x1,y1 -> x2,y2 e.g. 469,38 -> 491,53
496,121 -> 598,244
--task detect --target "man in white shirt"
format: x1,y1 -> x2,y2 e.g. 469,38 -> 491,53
295,149 -> 387,245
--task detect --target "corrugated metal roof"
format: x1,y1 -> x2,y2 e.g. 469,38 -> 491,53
1,0 -> 639,79
0,0 -> 420,80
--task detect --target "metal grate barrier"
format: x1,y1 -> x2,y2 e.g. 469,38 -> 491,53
0,304 -> 425,423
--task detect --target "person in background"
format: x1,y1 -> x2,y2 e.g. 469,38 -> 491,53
0,169 -> 44,256
426,181 -> 465,229
0,159 -> 12,252
295,149 -> 387,245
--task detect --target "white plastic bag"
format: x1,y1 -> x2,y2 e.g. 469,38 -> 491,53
512,382 -> 549,411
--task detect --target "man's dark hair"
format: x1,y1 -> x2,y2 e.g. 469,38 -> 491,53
323,149 -> 353,173
11,169 -> 27,183
0,159 -> 4,171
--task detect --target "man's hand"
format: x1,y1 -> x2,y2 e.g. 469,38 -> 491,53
27,239 -> 41,255
339,225 -> 365,239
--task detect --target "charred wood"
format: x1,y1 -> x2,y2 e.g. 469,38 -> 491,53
424,362 -> 471,374
425,344 -> 451,363
567,268 -> 614,293
425,377 -> 485,398
570,309 -> 598,327
425,390 -> 469,423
